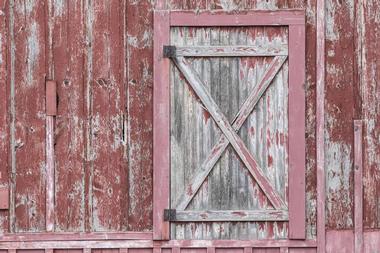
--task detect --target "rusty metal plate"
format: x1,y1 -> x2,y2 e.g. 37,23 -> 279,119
0,186 -> 9,209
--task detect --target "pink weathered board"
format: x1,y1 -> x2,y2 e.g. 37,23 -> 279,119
0,0 -> 380,252
153,9 -> 306,241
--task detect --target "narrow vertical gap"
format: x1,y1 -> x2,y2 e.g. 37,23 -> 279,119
8,0 -> 16,234
121,0 -> 129,231
84,0 -> 94,232
45,0 -> 55,233
125,0 -> 131,231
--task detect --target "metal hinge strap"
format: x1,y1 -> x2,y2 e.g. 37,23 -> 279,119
163,45 -> 176,58
164,209 -> 176,221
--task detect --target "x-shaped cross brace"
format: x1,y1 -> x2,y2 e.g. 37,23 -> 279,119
170,55 -> 288,210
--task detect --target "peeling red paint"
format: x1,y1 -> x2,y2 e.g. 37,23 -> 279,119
0,0 -> 378,251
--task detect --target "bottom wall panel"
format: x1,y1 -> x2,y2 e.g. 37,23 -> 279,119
1,230 -> 380,252
0,230 -> 375,251
0,238 -> 317,251
0,250 -> 317,253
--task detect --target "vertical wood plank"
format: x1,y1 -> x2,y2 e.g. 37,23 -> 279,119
316,0 -> 326,250
45,80 -> 56,232
12,0 -> 46,232
153,10 -> 170,240
90,0 -> 127,231
354,120 -> 363,253
206,248 -> 215,253
288,24 -> 306,239
45,115 -> 54,232
126,0 -> 154,231
172,56 -> 286,209
357,0 -> 380,230
83,0 -> 94,232
326,230 -> 354,253
52,0 -> 86,232
325,0 -> 355,230
244,248 -> 252,253
0,0 -> 9,233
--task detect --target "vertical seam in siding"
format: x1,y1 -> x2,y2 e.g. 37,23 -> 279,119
84,0 -> 94,232
8,0 -> 16,234
316,0 -> 326,251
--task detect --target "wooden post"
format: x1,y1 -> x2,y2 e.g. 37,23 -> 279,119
288,23 -> 306,240
153,10 -> 170,240
46,80 -> 57,232
316,0 -> 326,251
354,120 -> 363,253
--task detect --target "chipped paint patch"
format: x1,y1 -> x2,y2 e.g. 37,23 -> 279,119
0,34 -> 2,65
326,0 -> 339,41
26,22 -> 40,86
127,30 -> 153,49
16,0 -> 35,15
325,131 -> 353,228
255,0 -> 278,10
53,0 -> 65,17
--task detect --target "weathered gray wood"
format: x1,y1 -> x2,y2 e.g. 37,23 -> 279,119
175,56 -> 287,210
174,45 -> 288,57
170,26 -> 289,240
175,210 -> 289,222
172,56 -> 286,209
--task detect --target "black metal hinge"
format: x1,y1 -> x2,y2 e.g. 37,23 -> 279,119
163,45 -> 176,58
163,209 -> 176,221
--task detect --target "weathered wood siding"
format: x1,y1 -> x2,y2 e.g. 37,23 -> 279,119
359,0 -> 380,229
0,0 -> 154,233
170,26 -> 289,239
0,0 -> 379,251
0,0 -> 317,236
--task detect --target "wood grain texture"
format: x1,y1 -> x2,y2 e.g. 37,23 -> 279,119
12,0 -> 46,232
0,0 -> 9,233
89,0 -> 127,231
173,55 -> 286,209
167,0 -> 317,240
174,56 -> 287,211
0,237 -> 317,249
0,0 -> 321,242
153,10 -> 170,240
174,45 -> 288,57
288,24 -> 306,239
126,0 -> 154,232
175,210 -> 288,221
358,0 -> 380,230
169,26 -> 289,239
354,121 -> 363,253
51,0 -> 86,232
325,230 -> 354,253
316,0 -> 326,251
325,0 -> 355,229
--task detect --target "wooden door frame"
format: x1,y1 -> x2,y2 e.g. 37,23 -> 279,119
153,9 -> 306,240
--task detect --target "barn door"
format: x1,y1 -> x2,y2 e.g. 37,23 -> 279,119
153,10 -> 306,240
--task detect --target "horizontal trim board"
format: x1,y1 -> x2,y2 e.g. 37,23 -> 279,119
0,232 -> 153,242
169,10 -> 306,26
0,239 -> 317,249
175,210 -> 289,221
173,46 -> 288,57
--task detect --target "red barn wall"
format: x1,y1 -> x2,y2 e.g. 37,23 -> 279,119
0,0 -> 379,251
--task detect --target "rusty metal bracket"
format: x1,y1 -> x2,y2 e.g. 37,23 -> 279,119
163,209 -> 176,221
0,186 -> 9,210
163,45 -> 176,58
46,80 -> 57,116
